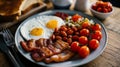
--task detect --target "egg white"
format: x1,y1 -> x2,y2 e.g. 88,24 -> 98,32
36,16 -> 65,29
20,15 -> 65,40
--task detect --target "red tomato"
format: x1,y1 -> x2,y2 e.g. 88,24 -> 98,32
80,28 -> 90,36
72,14 -> 82,22
78,46 -> 90,58
106,2 -> 112,9
97,7 -> 102,12
104,2 -> 112,8
89,39 -> 99,50
81,22 -> 91,29
71,41 -> 80,52
93,1 -> 112,13
92,4 -> 97,10
91,30 -> 102,41
91,23 -> 101,31
78,36 -> 88,45
96,1 -> 104,7
103,8 -> 108,13
108,8 -> 112,12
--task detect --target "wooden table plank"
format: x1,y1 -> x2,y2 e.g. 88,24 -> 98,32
82,30 -> 120,67
0,53 -> 10,67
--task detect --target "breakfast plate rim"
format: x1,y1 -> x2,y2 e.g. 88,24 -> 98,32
15,10 -> 108,67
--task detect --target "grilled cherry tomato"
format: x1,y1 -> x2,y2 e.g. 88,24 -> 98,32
91,23 -> 101,31
78,46 -> 90,58
81,22 -> 91,29
78,36 -> 88,45
97,7 -> 102,12
72,14 -> 82,22
89,39 -> 99,50
71,41 -> 80,52
91,30 -> 102,41
80,28 -> 90,36
92,1 -> 112,13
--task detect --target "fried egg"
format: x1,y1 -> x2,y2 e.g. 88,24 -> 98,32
36,15 -> 65,29
30,27 -> 44,36
20,16 -> 65,40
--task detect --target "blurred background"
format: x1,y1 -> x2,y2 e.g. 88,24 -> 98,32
100,0 -> 120,7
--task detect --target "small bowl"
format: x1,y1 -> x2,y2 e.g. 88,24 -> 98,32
90,2 -> 113,19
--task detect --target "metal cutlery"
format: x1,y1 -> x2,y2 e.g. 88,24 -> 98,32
0,33 -> 20,67
0,29 -> 25,67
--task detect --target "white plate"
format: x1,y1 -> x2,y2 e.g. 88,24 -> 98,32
15,10 -> 107,67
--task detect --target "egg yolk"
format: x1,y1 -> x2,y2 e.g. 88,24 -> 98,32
30,28 -> 43,36
46,20 -> 58,29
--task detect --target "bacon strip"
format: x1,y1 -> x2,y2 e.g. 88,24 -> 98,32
20,38 -> 74,62
44,50 -> 74,63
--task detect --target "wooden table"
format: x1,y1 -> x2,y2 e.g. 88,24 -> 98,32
0,1 -> 120,67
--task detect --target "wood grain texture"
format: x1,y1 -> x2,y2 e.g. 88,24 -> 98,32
81,6 -> 120,67
103,7 -> 120,34
81,30 -> 120,67
0,52 -> 10,67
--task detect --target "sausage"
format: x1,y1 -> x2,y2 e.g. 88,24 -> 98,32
27,39 -> 35,48
20,41 -> 29,52
20,39 -> 37,52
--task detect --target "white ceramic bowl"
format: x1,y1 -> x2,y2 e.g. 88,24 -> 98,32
90,2 -> 113,19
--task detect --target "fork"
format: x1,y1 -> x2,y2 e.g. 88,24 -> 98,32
1,29 -> 25,67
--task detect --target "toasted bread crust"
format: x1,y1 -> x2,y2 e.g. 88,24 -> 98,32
0,0 -> 46,22
0,0 -> 23,16
0,14 -> 19,22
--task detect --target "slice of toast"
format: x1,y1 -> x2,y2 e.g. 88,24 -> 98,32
0,0 -> 26,22
0,0 -> 46,22
0,0 -> 25,16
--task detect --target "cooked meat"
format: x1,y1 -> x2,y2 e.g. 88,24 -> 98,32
47,44 -> 61,54
35,39 -> 69,54
20,38 -> 72,62
56,40 -> 69,50
47,39 -> 53,45
27,39 -> 35,48
31,48 -> 45,62
54,42 -> 63,50
44,50 -> 74,63
40,47 -> 53,57
35,38 -> 45,47
46,39 -> 61,54
43,38 -> 48,46
31,46 -> 54,62
20,39 -> 37,52
54,40 -> 69,50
